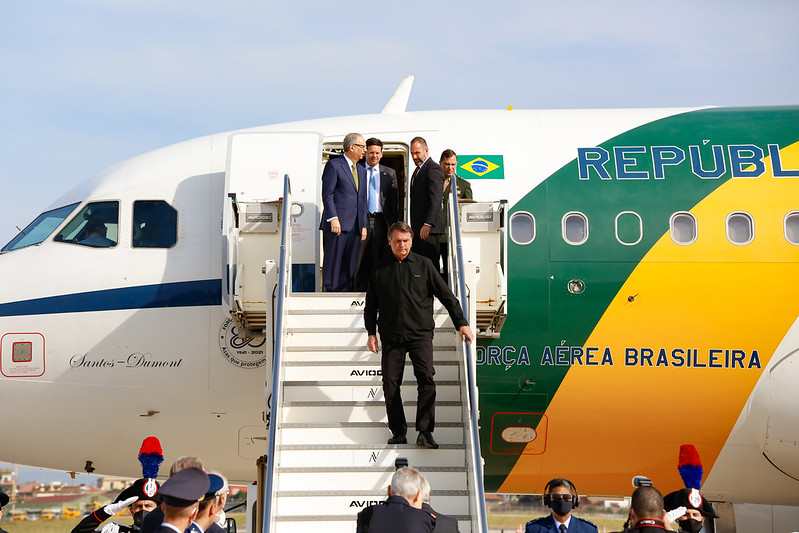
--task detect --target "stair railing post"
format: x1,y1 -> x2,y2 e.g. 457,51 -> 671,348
262,174 -> 292,533
450,186 -> 489,533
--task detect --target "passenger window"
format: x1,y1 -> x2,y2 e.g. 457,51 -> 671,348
562,212 -> 588,245
726,212 -> 753,245
133,201 -> 178,248
615,211 -> 642,245
785,212 -> 799,245
670,212 -> 697,245
510,211 -> 535,245
55,201 -> 119,248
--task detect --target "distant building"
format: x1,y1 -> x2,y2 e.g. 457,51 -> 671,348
99,476 -> 131,492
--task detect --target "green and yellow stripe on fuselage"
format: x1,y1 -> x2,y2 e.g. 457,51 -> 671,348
477,106 -> 799,496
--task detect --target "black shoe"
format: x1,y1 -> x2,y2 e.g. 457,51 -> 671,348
416,432 -> 439,449
387,433 -> 407,444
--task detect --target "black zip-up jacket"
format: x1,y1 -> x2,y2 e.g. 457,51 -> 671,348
364,251 -> 468,343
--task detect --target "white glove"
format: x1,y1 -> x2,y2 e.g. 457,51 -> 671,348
104,495 -> 138,516
666,505 -> 687,522
100,522 -> 121,533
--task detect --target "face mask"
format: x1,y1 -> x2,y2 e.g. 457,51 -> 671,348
550,498 -> 573,517
679,518 -> 703,533
215,509 -> 226,527
133,509 -> 149,528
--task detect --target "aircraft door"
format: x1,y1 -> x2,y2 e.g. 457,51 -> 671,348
223,131 -> 322,321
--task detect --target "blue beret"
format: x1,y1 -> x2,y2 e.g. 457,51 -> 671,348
159,467 -> 209,507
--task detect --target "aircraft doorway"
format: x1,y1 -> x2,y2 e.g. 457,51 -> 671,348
312,141 -> 409,292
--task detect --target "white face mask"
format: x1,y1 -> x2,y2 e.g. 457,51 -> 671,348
214,509 -> 226,527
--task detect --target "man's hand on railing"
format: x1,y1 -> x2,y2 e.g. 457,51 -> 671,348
459,325 -> 474,344
367,334 -> 379,354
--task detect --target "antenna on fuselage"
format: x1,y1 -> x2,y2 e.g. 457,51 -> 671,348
381,75 -> 414,114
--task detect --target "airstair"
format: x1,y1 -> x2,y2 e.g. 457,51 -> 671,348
223,135 -> 505,532
269,294 -> 475,532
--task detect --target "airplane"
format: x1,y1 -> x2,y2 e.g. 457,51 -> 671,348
0,76 -> 798,532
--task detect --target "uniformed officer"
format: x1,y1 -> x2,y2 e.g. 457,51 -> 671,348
663,488 -> 719,533
187,473 -> 226,533
420,475 -> 459,533
356,467 -> 435,533
71,477 -> 162,533
156,467 -> 210,533
526,478 -> 597,533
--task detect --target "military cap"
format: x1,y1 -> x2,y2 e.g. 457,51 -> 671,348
117,477 -> 162,504
159,466 -> 209,507
0,490 -> 9,509
664,488 -> 719,519
202,473 -> 225,501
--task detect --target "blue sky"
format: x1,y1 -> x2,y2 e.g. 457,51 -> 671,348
1,1 -> 797,246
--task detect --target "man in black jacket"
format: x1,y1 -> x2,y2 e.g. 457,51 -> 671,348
409,137 -> 445,268
365,221 -> 474,448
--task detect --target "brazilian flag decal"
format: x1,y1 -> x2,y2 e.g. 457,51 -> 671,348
458,155 -> 504,179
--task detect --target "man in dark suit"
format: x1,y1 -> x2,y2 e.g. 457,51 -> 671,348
409,136 -> 445,268
320,132 -> 368,291
355,137 -> 399,290
420,475 -> 460,533
356,467 -> 434,533
526,478 -> 597,533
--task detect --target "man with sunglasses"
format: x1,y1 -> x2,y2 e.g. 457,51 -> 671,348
526,478 -> 597,533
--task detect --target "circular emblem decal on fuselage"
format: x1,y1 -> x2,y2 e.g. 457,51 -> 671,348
218,318 -> 267,368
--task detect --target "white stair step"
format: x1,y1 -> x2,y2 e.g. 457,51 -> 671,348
287,292 -> 367,311
282,361 -> 460,381
272,519 -> 472,533
285,330 -> 459,347
275,467 -> 467,492
278,424 -> 464,445
285,313 -> 454,328
277,446 -> 466,468
275,491 -> 469,517
282,381 -> 461,402
281,401 -> 462,423
284,345 -> 459,362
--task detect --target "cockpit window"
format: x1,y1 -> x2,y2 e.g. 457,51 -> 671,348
54,201 -> 119,248
1,202 -> 80,252
133,201 -> 177,248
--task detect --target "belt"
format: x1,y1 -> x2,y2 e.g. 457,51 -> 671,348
368,212 -> 382,218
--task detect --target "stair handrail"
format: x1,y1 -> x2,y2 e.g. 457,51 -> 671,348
262,174 -> 292,533
449,186 -> 489,533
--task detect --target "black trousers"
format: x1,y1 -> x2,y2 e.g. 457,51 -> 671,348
381,337 -> 436,435
355,213 -> 389,291
411,232 -> 440,271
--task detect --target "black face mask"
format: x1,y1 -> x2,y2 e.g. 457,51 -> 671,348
679,518 -> 703,533
550,498 -> 573,517
133,509 -> 150,528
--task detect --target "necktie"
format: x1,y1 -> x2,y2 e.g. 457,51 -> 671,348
559,524 -> 567,533
368,167 -> 378,213
351,163 -> 358,190
411,165 -> 420,185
